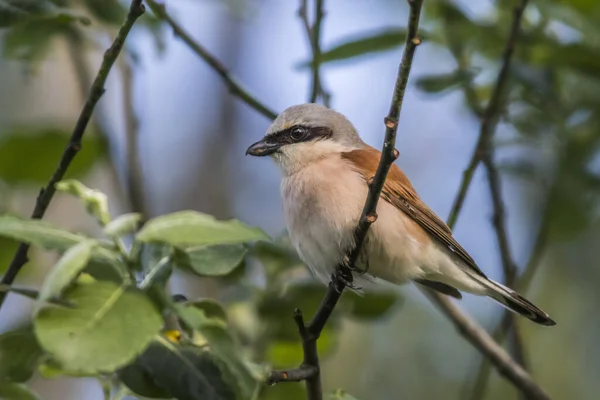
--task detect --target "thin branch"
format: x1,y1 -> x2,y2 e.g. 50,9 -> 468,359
423,290 -> 550,400
298,0 -> 329,106
121,53 -> 147,216
442,0 -> 532,394
0,0 -> 145,308
466,204 -> 551,400
267,1 -> 425,399
446,0 -> 530,229
145,0 -> 278,120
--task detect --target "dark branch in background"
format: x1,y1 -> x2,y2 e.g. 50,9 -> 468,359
140,0 -> 550,397
423,291 -> 549,400
0,0 -> 146,308
467,202 -> 551,400
441,0 -> 531,394
299,0 -> 330,106
267,2 -> 424,399
145,0 -> 278,120
121,53 -> 147,216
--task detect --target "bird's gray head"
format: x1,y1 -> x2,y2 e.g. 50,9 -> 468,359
246,104 -> 365,174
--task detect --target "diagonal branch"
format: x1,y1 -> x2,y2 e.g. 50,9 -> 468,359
298,0 -> 329,106
0,0 -> 146,309
446,0 -> 529,229
267,1 -> 425,399
145,0 -> 278,120
441,0 -> 532,393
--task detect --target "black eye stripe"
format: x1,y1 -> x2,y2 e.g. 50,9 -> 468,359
267,125 -> 333,145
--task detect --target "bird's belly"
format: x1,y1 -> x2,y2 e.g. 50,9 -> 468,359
281,166 -> 430,286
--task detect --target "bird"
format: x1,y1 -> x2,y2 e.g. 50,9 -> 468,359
246,103 -> 556,326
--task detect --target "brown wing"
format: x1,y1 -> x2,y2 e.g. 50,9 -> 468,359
341,146 -> 487,278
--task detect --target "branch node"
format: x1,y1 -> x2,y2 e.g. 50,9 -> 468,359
412,36 -> 422,46
384,117 -> 398,129
366,213 -> 378,224
392,148 -> 400,160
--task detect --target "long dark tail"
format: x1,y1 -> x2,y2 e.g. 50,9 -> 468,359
481,278 -> 556,326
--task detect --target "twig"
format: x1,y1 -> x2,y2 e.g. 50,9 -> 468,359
423,291 -> 550,400
298,0 -> 329,106
466,203 -> 551,400
145,0 -> 278,120
121,53 -> 147,216
446,0 -> 529,229
0,0 -> 146,308
442,0 -> 532,395
267,1 -> 425,399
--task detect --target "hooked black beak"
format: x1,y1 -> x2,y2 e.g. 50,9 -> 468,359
245,139 -> 280,157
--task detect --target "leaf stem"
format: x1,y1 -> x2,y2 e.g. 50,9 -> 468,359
0,0 -> 146,309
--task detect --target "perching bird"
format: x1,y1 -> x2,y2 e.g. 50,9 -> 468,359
246,103 -> 555,326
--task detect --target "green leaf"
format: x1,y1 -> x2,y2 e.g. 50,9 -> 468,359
183,299 -> 228,322
177,304 -> 259,398
415,70 -> 475,95
344,291 -> 401,321
136,211 -> 268,247
0,215 -> 122,265
0,215 -> 86,250
34,281 -> 162,373
299,28 -> 407,67
249,239 -> 304,280
0,128 -> 106,185
104,213 -> 142,238
0,383 -> 42,400
118,359 -> 171,399
174,244 -> 247,277
329,389 -> 360,400
0,328 -> 43,382
133,339 -> 237,400
37,240 -> 94,306
56,179 -> 111,225
82,0 -> 127,25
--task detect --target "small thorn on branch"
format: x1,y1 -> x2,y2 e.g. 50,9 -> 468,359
412,37 -> 422,46
392,148 -> 400,159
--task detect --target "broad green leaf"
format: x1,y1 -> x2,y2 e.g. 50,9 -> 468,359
104,213 -> 142,237
118,359 -> 171,399
177,304 -> 259,398
136,211 -> 268,247
133,339 -> 237,400
0,215 -> 87,250
299,28 -> 407,67
0,383 -> 41,400
174,244 -> 247,277
56,179 -> 110,225
0,215 -> 122,265
415,70 -> 475,95
34,281 -> 162,373
82,0 -> 126,25
344,291 -> 401,321
37,241 -> 94,306
329,389 -> 360,400
0,128 -> 106,185
249,239 -> 304,280
0,328 -> 43,382
184,299 -> 228,322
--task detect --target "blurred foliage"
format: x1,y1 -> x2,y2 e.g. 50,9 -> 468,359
0,181 -> 400,399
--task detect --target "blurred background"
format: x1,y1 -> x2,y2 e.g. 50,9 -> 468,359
1,0 -> 599,399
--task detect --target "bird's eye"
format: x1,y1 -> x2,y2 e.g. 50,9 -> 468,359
290,126 -> 307,141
